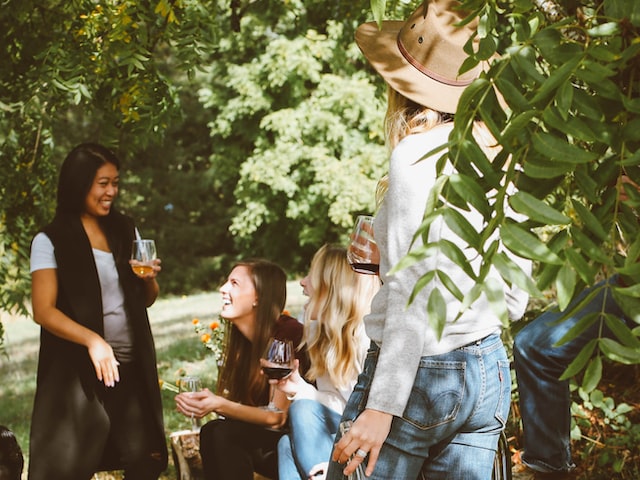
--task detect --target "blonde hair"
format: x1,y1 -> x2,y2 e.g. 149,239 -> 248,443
302,244 -> 379,389
375,87 -> 499,207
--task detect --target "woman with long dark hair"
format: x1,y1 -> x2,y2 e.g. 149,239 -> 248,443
175,259 -> 308,480
28,143 -> 167,480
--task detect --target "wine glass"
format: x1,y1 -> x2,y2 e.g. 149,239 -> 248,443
179,375 -> 202,431
338,420 -> 366,479
131,239 -> 157,277
347,215 -> 379,275
260,338 -> 294,412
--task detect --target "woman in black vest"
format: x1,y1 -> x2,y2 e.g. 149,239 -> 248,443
28,143 -> 168,480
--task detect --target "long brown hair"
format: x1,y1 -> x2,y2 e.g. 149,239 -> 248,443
216,259 -> 287,406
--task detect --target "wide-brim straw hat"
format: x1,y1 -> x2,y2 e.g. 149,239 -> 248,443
355,0 -> 487,114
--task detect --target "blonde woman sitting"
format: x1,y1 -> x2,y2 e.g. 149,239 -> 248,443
274,244 -> 380,480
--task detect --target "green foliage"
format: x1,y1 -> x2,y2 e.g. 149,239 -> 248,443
0,0 -> 391,342
389,0 -> 640,384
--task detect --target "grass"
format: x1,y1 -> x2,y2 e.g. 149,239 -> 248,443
0,282 -> 307,479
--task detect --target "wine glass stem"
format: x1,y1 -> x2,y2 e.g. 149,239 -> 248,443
268,384 -> 276,409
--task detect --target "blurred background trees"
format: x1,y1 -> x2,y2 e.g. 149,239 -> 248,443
0,0 -> 403,327
2,0 -> 639,365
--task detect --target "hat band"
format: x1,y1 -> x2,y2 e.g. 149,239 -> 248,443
397,36 -> 474,87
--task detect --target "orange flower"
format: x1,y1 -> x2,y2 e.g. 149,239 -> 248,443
192,318 -> 200,325
210,321 -> 220,330
201,333 -> 211,343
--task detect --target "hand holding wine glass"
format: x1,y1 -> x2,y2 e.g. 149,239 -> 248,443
347,215 -> 380,275
260,338 -> 294,412
130,239 -> 157,278
179,375 -> 203,431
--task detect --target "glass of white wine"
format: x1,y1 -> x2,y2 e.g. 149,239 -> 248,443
131,239 -> 156,277
179,375 -> 203,431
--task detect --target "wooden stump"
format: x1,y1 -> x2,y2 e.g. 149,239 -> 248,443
169,429 -> 274,480
170,430 -> 204,480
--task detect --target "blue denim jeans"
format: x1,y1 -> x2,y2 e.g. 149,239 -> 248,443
513,278 -> 630,474
278,399 -> 342,479
326,334 -> 511,480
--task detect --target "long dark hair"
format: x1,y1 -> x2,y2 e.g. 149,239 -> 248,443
0,426 -> 24,480
216,259 -> 287,406
56,143 -> 120,216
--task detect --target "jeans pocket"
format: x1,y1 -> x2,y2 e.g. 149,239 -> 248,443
495,359 -> 511,426
402,359 -> 465,430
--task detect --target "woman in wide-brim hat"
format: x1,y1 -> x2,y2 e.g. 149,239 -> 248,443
326,1 -> 531,479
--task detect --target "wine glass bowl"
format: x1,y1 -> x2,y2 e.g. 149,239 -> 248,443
347,215 -> 379,275
260,338 -> 294,412
131,239 -> 156,277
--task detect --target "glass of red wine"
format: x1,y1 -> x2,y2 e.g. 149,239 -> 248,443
347,215 -> 380,275
260,338 -> 294,412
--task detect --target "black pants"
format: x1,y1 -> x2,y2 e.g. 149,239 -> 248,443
101,363 -> 164,480
200,418 -> 283,480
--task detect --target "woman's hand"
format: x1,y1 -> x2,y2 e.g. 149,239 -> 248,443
87,335 -> 120,387
175,388 -> 218,419
129,257 -> 162,280
331,409 -> 393,477
272,359 -> 302,397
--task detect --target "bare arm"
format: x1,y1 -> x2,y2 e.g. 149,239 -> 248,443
31,268 -> 120,387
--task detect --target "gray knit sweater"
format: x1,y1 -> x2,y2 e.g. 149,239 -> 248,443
365,124 -> 531,417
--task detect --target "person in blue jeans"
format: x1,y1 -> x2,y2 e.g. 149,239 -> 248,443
325,1 -> 532,479
512,277 -> 633,479
275,244 -> 379,479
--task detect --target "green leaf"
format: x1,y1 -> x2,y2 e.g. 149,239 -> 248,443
559,338 -> 598,380
531,132 -> 600,163
499,110 -> 536,146
493,251 -> 542,298
556,264 -> 577,311
556,80 -> 574,119
427,288 -> 447,340
581,355 -> 602,393
565,249 -> 597,284
571,200 -> 609,241
603,313 -> 640,349
523,158 -> 573,179
495,76 -> 531,112
501,223 -> 564,264
371,0 -> 386,27
554,311 -> 600,347
448,173 -> 492,219
614,283 -> 640,298
531,56 -> 581,105
542,109 -> 596,142
484,277 -> 509,326
570,228 -> 612,264
508,45 -> 546,85
599,338 -> 640,364
442,208 -> 481,249
586,22 -> 621,37
408,270 -> 436,305
509,191 -> 571,225
436,269 -> 464,302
